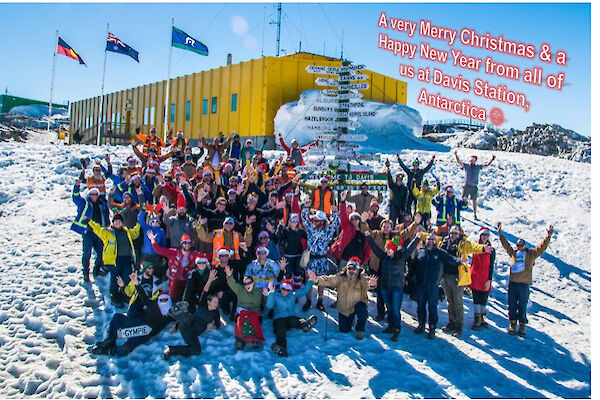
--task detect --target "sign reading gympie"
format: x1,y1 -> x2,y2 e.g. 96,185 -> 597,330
376,13 -> 568,126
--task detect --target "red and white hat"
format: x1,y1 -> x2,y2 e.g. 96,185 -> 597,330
255,246 -> 269,256
127,156 -> 137,164
471,155 -> 478,161
479,227 -> 490,236
346,257 -> 362,269
218,247 -> 233,257
281,279 -> 293,291
180,234 -> 192,244
177,130 -> 184,137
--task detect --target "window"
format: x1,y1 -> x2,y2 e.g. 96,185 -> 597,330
115,112 -> 120,130
170,104 -> 175,123
150,107 -> 155,124
202,98 -> 208,115
211,97 -> 217,114
144,107 -> 149,125
185,101 -> 191,121
231,93 -> 238,112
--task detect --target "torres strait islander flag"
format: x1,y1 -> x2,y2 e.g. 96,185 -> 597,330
57,37 -> 86,66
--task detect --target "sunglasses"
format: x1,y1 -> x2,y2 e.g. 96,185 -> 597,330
182,241 -> 192,245
243,281 -> 253,285
280,288 -> 290,292
260,236 -> 269,240
224,221 -> 234,225
149,219 -> 159,224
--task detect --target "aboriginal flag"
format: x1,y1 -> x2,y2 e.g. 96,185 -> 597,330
57,37 -> 86,66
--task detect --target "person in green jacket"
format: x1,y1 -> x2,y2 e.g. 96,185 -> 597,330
225,264 -> 269,350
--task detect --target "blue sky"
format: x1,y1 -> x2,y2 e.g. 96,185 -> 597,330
0,3 -> 590,136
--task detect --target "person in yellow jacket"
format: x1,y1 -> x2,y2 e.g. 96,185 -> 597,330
439,226 -> 492,337
85,213 -> 141,306
412,179 -> 439,226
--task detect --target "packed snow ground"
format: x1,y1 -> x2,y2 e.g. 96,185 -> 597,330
0,140 -> 590,398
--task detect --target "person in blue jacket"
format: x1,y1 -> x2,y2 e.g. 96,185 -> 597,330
138,209 -> 167,279
71,179 -> 109,282
432,185 -> 469,227
265,270 -> 319,357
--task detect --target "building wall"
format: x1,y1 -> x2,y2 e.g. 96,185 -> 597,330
69,53 -> 407,144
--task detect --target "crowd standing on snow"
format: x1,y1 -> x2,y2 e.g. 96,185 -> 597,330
70,126 -> 554,358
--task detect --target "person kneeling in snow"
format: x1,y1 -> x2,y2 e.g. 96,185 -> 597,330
316,257 -> 379,340
163,268 -> 221,359
497,222 -> 553,338
92,263 -> 171,356
266,271 -> 318,357
224,264 -> 267,350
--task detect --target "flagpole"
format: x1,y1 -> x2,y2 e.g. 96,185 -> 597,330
163,16 -> 174,143
48,30 -> 58,133
97,22 -> 109,146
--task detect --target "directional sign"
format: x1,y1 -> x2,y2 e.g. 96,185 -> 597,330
339,134 -> 368,142
315,133 -> 337,141
295,165 -> 322,172
339,64 -> 366,71
306,65 -> 340,74
338,83 -> 369,90
321,90 -> 364,99
349,111 -> 377,117
304,115 -> 335,122
316,98 -> 366,107
312,106 -> 349,113
304,120 -> 361,128
337,142 -> 362,149
337,74 -> 368,82
315,78 -> 338,86
305,122 -> 360,130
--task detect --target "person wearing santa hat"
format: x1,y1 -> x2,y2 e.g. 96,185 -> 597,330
244,246 -> 287,291
366,231 -> 421,341
205,247 -> 238,321
162,192 -> 195,248
454,151 -> 496,220
147,231 -> 208,302
92,264 -> 172,356
469,228 -> 496,331
266,270 -> 319,357
316,257 -> 379,340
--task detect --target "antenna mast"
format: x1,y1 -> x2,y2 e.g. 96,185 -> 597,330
275,3 -> 282,56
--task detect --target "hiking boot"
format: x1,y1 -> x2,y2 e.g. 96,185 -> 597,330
356,331 -> 364,340
316,299 -> 325,312
508,320 -> 517,335
452,325 -> 463,338
480,313 -> 489,329
271,343 -> 288,357
95,335 -> 116,350
414,323 -> 426,334
442,322 -> 455,333
163,346 -> 172,360
382,325 -> 395,334
375,313 -> 386,322
302,299 -> 312,312
391,329 -> 401,342
301,315 -> 318,332
427,325 -> 436,340
234,339 -> 245,351
518,323 -> 527,338
168,301 -> 190,321
472,314 -> 481,331
92,344 -> 112,355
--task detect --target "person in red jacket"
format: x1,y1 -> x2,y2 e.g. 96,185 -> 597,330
276,132 -> 316,166
147,231 -> 208,302
331,190 -> 372,270
469,227 -> 496,330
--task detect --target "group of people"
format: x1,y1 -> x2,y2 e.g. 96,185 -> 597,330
71,127 -> 554,358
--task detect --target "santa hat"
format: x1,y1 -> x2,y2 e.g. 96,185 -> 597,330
445,185 -> 455,193
320,176 -> 329,183
258,231 -> 270,239
479,227 -> 490,236
259,163 -> 268,171
177,130 -> 184,137
127,156 -> 137,164
370,199 -> 379,209
195,257 -> 209,264
146,167 -> 157,174
223,216 -> 235,226
88,188 -> 100,196
203,168 -> 213,176
281,279 -> 293,291
471,155 -> 478,161
218,247 -> 233,257
346,257 -> 362,269
176,192 -> 187,210
255,246 -> 269,256
349,212 -> 361,220
180,234 -> 192,244
130,173 -> 140,181
227,188 -> 237,196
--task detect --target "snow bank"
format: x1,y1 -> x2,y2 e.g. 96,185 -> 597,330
274,90 -> 449,153
8,104 -> 68,118
0,142 -> 590,398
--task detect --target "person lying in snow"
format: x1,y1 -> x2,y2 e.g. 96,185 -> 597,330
92,263 -> 171,356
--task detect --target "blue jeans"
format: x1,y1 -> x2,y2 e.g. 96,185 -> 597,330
338,301 -> 368,333
508,281 -> 530,324
416,285 -> 439,327
380,286 -> 404,330
110,256 -> 133,301
82,228 -> 103,277
107,313 -> 150,355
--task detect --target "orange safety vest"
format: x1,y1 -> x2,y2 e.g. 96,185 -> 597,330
313,188 -> 332,214
87,176 -> 107,195
127,166 -> 143,176
212,229 -> 240,265
137,134 -> 164,156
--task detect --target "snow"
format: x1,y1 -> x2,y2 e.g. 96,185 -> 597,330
8,104 -> 68,118
275,89 -> 449,153
0,136 -> 590,398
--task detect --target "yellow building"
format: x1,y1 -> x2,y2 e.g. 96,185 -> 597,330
69,52 -> 407,145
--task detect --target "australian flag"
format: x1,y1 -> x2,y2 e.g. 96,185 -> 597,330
106,32 -> 139,62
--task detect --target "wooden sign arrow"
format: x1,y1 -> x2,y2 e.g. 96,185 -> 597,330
338,83 -> 369,90
339,64 -> 366,71
337,74 -> 368,82
315,77 -> 338,86
339,134 -> 368,141
306,65 -> 340,74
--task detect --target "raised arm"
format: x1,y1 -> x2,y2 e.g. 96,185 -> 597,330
532,226 -> 553,259
366,235 -> 386,260
454,151 -> 464,168
396,154 -> 410,174
483,155 -> 496,168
